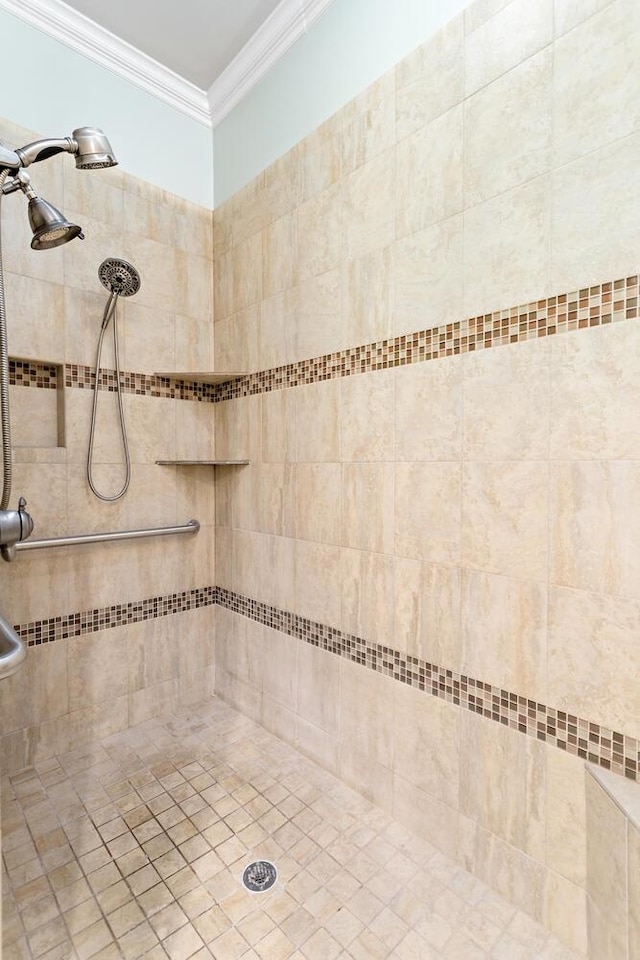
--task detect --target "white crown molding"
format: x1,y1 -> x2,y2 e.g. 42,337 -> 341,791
207,0 -> 336,128
0,0 -> 211,127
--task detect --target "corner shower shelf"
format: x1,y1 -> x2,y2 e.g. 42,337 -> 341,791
154,371 -> 250,465
154,371 -> 247,384
155,460 -> 249,466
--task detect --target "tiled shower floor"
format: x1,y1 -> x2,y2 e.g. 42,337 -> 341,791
2,698 -> 581,960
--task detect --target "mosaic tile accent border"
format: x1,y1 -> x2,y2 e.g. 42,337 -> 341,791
9,359 -> 58,390
15,583 -> 640,781
64,365 -> 219,402
213,274 -> 640,402
10,274 -> 640,404
215,587 -> 640,784
15,586 -> 217,646
9,362 -> 218,402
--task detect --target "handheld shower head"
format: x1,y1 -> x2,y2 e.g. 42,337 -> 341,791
11,127 -> 117,171
98,258 -> 141,297
72,127 -> 117,170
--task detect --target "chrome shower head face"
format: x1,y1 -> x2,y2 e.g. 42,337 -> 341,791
98,258 -> 141,297
72,127 -> 117,170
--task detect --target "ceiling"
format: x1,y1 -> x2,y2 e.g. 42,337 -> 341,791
59,0 -> 285,90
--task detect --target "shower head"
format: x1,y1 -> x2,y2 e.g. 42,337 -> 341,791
28,196 -> 83,250
98,258 -> 141,297
72,127 -> 117,170
11,127 -> 117,171
4,170 -> 83,249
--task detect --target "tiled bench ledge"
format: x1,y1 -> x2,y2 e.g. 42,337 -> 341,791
586,767 -> 640,959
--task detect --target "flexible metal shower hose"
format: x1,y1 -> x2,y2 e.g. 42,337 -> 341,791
86,291 -> 131,501
0,168 -> 13,510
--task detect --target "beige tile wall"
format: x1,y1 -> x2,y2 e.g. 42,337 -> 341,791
0,116 -> 217,768
0,0 -> 635,954
212,0 -> 640,954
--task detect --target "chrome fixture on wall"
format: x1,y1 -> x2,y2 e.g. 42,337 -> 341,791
0,127 -> 117,678
87,258 -> 141,502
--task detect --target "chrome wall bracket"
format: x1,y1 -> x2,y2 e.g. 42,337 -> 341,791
0,496 -> 34,562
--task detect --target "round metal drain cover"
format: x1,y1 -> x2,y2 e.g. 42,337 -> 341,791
242,860 -> 277,892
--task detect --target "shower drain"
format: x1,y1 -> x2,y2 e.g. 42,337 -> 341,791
242,860 -> 278,892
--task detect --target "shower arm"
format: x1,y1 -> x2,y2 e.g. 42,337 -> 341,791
0,136 -> 79,173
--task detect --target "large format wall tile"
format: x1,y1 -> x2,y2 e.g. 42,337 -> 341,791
551,133 -> 640,290
295,381 -> 340,462
460,569 -> 547,701
459,711 -> 546,861
553,0 -> 616,36
544,872 -> 588,957
392,215 -> 464,337
394,683 -> 460,809
396,15 -> 464,140
340,548 -> 395,647
294,539 -> 342,628
342,247 -> 394,347
342,71 -> 396,176
297,183 -> 343,282
395,357 -> 462,462
340,659 -> 394,770
214,303 -> 260,372
464,0 -> 553,96
549,307 -> 640,461
299,115 -> 342,202
550,460 -> 640,600
396,106 -> 463,239
464,48 -> 552,206
5,273 -> 65,364
393,558 -> 461,666
294,462 -> 342,545
343,462 -> 394,555
262,212 -> 299,299
462,338 -> 550,461
343,149 -> 395,259
463,175 -> 551,316
553,0 -> 640,167
341,371 -> 394,462
545,751 -> 587,888
461,461 -> 548,581
395,461 -> 461,563
296,641 -> 341,738
549,586 -> 640,737
297,269 -> 342,361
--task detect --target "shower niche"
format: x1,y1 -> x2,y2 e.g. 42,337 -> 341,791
9,357 -> 66,460
154,370 -> 250,466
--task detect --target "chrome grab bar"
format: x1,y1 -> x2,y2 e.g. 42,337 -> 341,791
0,519 -> 200,680
16,519 -> 200,551
0,609 -> 26,680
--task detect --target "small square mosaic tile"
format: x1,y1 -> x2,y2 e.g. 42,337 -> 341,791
2,698 -> 582,960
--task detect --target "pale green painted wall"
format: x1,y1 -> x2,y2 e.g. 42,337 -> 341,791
0,8 -> 213,208
0,1 -> 473,208
213,0 -> 470,205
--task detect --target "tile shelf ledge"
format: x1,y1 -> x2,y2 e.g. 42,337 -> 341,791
154,371 -> 247,384
155,460 -> 250,466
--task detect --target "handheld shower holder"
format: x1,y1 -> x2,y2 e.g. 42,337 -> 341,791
0,496 -> 34,562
